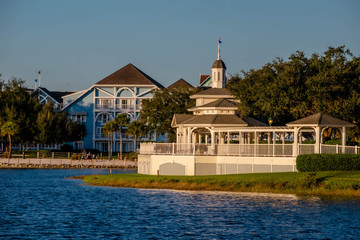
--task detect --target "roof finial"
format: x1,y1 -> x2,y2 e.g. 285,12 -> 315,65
217,37 -> 222,60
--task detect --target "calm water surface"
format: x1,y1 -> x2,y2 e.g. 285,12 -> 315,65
0,169 -> 359,239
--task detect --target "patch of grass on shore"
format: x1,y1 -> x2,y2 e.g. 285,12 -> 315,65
82,171 -> 360,198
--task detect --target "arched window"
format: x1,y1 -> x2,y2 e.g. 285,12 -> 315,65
95,113 -> 112,125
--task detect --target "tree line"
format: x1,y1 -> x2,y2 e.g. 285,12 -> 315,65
226,46 -> 360,143
0,77 -> 86,158
2,45 -> 359,156
139,46 -> 360,144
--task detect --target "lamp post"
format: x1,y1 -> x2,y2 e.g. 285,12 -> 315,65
268,117 -> 273,126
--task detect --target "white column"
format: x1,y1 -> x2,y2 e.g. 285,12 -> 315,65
211,130 -> 215,154
342,127 -> 347,154
220,133 -> 225,144
187,127 -> 191,144
176,128 -> 179,144
293,128 -> 299,156
315,126 -> 321,154
282,132 -> 285,155
240,132 -> 244,144
273,131 -> 276,156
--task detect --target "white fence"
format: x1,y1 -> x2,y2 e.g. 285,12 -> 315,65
140,143 -> 360,157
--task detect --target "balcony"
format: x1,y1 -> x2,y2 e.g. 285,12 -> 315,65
95,104 -> 114,110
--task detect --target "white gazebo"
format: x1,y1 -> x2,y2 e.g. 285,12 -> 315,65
138,41 -> 358,176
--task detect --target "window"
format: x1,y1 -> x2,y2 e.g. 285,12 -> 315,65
122,99 -> 128,109
96,113 -> 111,125
96,98 -> 113,109
71,115 -> 86,123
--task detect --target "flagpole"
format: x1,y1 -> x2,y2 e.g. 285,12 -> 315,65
38,70 -> 41,87
217,37 -> 221,60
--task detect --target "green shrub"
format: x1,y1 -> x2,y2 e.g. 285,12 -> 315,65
71,154 -> 81,160
296,154 -> 360,172
323,139 -> 341,145
60,144 -> 73,152
295,173 -> 319,188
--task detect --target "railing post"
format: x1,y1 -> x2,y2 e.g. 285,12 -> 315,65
172,143 -> 175,155
193,143 -> 196,156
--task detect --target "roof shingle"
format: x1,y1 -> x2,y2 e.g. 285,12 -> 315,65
286,113 -> 355,127
96,63 -> 164,88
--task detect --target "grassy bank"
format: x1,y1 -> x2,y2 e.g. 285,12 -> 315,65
82,171 -> 360,198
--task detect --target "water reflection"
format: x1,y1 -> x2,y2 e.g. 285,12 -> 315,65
0,169 -> 359,239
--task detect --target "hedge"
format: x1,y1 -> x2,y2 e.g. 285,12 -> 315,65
296,154 -> 360,172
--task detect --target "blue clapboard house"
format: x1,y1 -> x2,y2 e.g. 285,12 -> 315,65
60,63 -> 164,152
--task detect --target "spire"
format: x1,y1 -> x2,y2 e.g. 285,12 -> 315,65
217,37 -> 221,60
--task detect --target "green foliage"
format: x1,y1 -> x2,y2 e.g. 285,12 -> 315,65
227,46 -> 360,143
140,87 -> 201,142
127,120 -> 146,151
102,120 -> 119,158
0,78 -> 41,144
83,171 -> 360,197
295,172 -> 319,189
60,144 -> 73,152
71,154 -> 81,160
0,77 -> 86,151
296,154 -> 360,172
114,113 -> 130,159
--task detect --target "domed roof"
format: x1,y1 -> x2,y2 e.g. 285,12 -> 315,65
212,59 -> 226,69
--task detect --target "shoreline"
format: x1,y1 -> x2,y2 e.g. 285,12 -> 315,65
81,172 -> 360,199
0,158 -> 137,169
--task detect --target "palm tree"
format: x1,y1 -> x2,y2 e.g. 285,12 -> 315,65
102,121 -> 118,160
114,114 -> 129,160
126,120 -> 145,153
0,121 -> 19,163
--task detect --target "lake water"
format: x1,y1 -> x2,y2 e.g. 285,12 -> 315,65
0,169 -> 359,239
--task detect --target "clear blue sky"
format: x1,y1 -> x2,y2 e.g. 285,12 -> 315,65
1,0 -> 359,91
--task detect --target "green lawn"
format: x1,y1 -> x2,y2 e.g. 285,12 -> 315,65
82,171 -> 360,198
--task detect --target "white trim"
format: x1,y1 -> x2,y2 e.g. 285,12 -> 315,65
115,87 -> 136,98
38,88 -> 59,104
62,86 -> 94,110
96,87 -> 115,97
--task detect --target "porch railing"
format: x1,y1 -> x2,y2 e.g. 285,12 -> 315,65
140,143 -> 359,157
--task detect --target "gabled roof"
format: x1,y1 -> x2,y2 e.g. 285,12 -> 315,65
95,63 -> 164,88
190,88 -> 233,99
171,114 -> 195,127
36,87 -> 74,103
200,99 -> 237,108
188,99 -> 238,112
286,113 -> 355,127
167,78 -> 193,90
179,114 -> 248,126
200,75 -> 210,84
